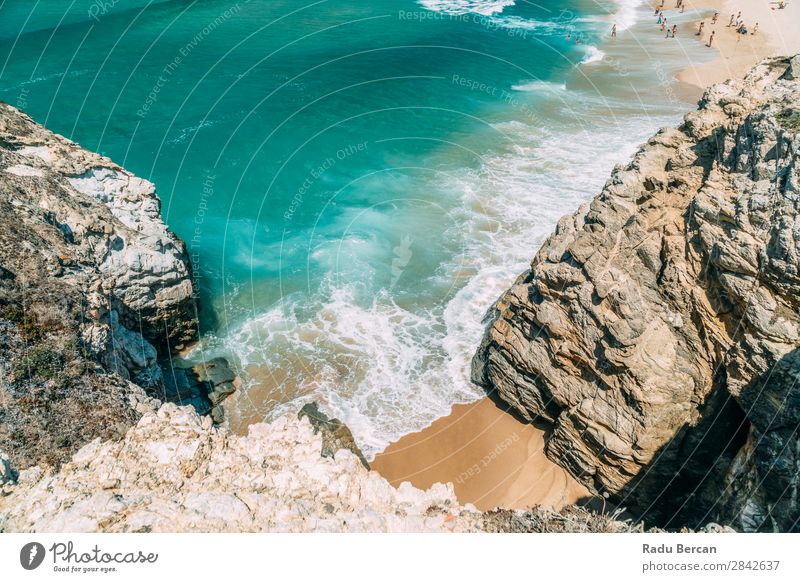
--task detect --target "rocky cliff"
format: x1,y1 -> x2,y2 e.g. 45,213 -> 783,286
473,56 -> 800,532
0,403 -> 638,533
0,103 -> 204,470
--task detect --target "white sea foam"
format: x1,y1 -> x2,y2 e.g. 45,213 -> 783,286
216,88 -> 683,458
580,45 -> 606,64
418,0 -> 515,16
168,119 -> 218,144
511,80 -> 567,92
212,0 -> 694,456
484,15 -> 562,33
613,0 -> 645,32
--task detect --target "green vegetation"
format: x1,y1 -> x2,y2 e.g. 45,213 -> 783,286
14,346 -> 63,380
777,108 -> 800,131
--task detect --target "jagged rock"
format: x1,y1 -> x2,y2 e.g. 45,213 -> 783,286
298,402 -> 370,470
473,56 -> 800,532
162,357 -> 238,421
0,403 -> 641,532
0,404 -> 477,532
0,102 -> 198,469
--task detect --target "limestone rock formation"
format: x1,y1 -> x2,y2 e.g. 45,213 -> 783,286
0,103 -> 201,469
0,404 -> 476,533
473,56 -> 800,532
0,403 -> 641,533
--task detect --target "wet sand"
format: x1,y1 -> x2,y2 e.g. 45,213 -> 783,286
371,396 -> 591,511
671,0 -> 800,88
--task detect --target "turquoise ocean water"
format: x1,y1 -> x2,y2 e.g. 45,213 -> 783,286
0,0 -> 707,456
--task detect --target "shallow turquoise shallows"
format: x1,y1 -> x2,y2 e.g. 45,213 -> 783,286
0,0 -> 698,455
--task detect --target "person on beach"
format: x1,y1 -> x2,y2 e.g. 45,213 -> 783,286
712,12 -> 719,24
575,35 -> 581,44
728,14 -> 736,26
680,4 -> 685,12
658,13 -> 663,24
697,21 -> 705,36
611,23 -> 617,37
672,24 -> 678,37
752,22 -> 759,34
566,33 -> 571,40
707,30 -> 715,47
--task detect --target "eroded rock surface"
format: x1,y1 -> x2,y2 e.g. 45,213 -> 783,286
0,103 -> 198,469
0,404 -> 476,532
0,403 -> 644,533
473,57 -> 800,531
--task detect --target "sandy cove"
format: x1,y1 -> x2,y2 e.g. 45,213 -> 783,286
371,397 -> 590,511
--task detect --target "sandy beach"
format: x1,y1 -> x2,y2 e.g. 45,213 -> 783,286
372,0 -> 800,515
671,0 -> 800,87
371,396 -> 591,511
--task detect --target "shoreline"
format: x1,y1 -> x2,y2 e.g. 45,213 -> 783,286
665,0 -> 800,88
372,0 -> 800,512
371,396 -> 591,511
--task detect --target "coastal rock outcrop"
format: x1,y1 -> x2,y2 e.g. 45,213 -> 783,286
473,56 -> 800,532
0,403 -> 639,533
0,103 -> 208,470
0,404 -> 474,532
299,402 -> 371,470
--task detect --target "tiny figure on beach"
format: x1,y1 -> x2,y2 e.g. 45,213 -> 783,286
752,22 -> 759,34
712,12 -> 719,24
728,14 -> 736,26
611,23 -> 617,37
697,21 -> 705,36
680,4 -> 685,12
575,35 -> 581,44
707,30 -> 715,47
658,13 -> 663,24
566,33 -> 571,40
661,20 -> 666,31
672,24 -> 678,37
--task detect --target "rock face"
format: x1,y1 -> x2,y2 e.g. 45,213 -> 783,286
0,403 -> 640,533
472,56 -> 800,532
298,402 -> 371,470
0,404 -> 475,533
0,103 -> 199,469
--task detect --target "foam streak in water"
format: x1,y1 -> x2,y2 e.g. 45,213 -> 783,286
418,0 -> 515,16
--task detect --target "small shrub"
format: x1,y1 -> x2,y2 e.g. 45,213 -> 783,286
14,346 -> 63,380
777,109 -> 800,131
